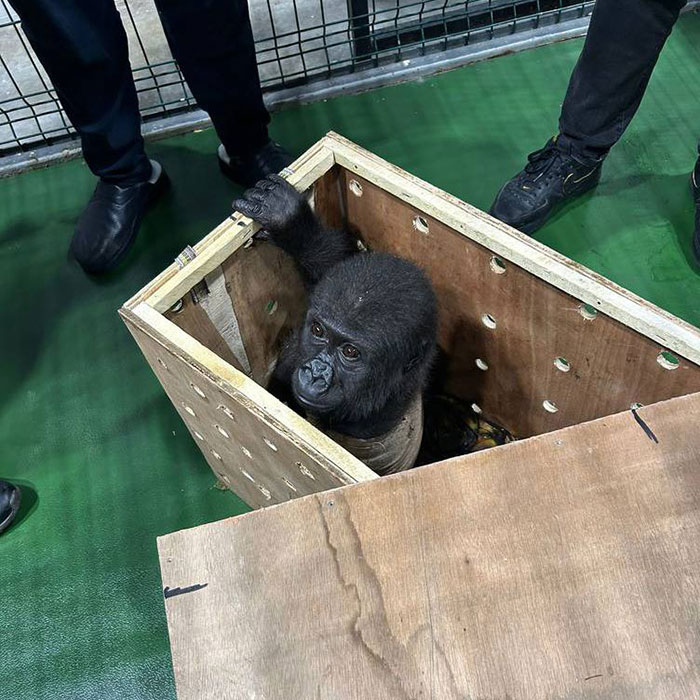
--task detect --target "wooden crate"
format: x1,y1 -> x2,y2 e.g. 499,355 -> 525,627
120,132 -> 700,510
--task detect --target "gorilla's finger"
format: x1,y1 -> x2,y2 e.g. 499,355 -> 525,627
268,173 -> 288,186
233,198 -> 262,218
256,177 -> 278,191
245,188 -> 268,203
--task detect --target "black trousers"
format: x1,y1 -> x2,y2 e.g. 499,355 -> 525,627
557,0 -> 691,164
9,0 -> 270,184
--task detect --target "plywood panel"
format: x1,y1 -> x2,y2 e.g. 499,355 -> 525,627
158,392 -> 700,700
340,171 -> 700,437
122,308 -> 371,509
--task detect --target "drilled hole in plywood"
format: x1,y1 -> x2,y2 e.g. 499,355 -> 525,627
489,256 -> 506,274
240,468 -> 255,482
412,215 -> 429,235
482,314 -> 497,330
157,358 -> 168,370
169,299 -> 184,314
297,461 -> 315,479
282,478 -> 298,493
543,400 -> 559,413
631,402 -> 644,410
266,300 -> 278,315
471,403 -> 482,414
190,382 -> 206,399
349,179 -> 363,197
241,446 -> 253,459
218,405 -> 237,422
257,485 -> 272,501
216,425 -> 230,439
475,358 -> 489,371
211,449 -> 222,461
657,351 -> 680,370
579,303 -> 598,320
263,438 -> 278,452
181,403 -> 196,417
554,357 -> 571,373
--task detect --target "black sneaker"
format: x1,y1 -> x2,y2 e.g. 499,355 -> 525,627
489,137 -> 603,235
218,140 -> 294,189
0,480 -> 21,535
691,158 -> 700,265
70,159 -> 169,275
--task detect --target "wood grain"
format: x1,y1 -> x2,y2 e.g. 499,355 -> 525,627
158,392 -> 700,700
340,171 -> 700,438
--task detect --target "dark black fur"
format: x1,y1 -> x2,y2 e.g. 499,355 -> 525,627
234,174 -> 437,438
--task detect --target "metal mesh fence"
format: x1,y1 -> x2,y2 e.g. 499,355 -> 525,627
0,0 -> 593,157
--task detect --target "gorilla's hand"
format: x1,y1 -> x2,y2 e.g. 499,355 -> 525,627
233,174 -> 310,237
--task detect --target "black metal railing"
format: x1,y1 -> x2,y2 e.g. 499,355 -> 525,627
0,0 -> 592,157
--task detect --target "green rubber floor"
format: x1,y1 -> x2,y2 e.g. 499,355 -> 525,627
2,14 -> 699,700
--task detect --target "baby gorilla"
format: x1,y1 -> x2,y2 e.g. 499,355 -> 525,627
234,174 -> 437,474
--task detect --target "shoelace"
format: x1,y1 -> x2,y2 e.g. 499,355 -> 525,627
523,142 -> 563,177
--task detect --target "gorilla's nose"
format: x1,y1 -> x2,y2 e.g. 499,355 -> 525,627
300,358 -> 333,395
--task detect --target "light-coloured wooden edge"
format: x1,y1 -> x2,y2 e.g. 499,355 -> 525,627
324,131 -> 700,366
123,302 -> 377,486
122,138 -> 336,313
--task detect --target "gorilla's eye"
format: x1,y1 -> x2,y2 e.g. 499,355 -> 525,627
310,322 -> 325,338
341,344 -> 360,360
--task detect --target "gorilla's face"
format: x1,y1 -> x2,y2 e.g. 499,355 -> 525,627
291,312 -> 371,417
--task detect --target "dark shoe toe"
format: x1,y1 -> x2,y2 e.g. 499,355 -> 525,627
219,141 -> 294,188
0,480 -> 21,535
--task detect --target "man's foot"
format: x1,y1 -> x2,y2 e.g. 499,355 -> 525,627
218,140 -> 293,189
70,160 -> 169,275
0,480 -> 21,535
691,158 -> 700,265
489,137 -> 603,235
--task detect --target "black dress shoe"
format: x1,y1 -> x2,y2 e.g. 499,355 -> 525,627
70,160 -> 169,275
691,158 -> 700,265
218,140 -> 294,188
489,137 -> 603,235
0,480 -> 21,535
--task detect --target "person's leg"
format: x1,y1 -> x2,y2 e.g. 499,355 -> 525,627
9,0 -> 151,184
9,0 -> 169,273
154,0 -> 291,186
558,0 -> 687,163
490,0 -> 686,235
692,141 -> 700,264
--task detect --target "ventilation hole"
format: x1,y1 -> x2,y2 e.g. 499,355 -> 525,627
475,358 -> 489,371
217,404 -> 237,421
190,382 -> 206,399
482,314 -> 497,329
181,403 -> 196,417
554,357 -> 571,373
266,300 -> 278,315
240,468 -> 255,482
412,215 -> 429,234
241,446 -> 253,459
657,351 -> 680,370
257,485 -> 272,501
216,425 -> 230,439
489,256 -> 506,274
630,402 -> 644,410
297,461 -> 315,479
169,299 -> 184,314
349,179 -> 363,197
471,403 -> 482,414
543,400 -> 559,413
157,358 -> 168,370
263,438 -> 278,452
211,449 -> 222,461
579,303 -> 598,320
282,478 -> 298,493
193,431 -> 204,441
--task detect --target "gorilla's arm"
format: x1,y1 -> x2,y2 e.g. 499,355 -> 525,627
233,174 -> 356,285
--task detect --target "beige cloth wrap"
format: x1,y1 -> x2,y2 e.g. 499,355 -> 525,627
307,393 -> 423,476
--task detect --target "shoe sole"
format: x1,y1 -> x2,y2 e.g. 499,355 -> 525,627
82,169 -> 171,275
0,487 -> 21,535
